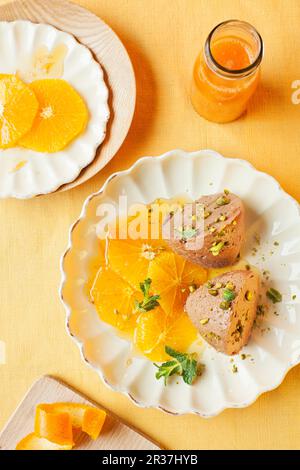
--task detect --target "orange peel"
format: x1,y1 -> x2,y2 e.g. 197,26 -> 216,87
16,432 -> 73,450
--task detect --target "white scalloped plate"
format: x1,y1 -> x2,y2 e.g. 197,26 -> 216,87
60,150 -> 300,417
0,20 -> 109,199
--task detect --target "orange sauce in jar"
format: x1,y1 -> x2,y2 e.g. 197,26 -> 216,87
191,20 -> 263,123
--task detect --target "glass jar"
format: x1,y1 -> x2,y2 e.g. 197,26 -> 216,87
191,20 -> 263,123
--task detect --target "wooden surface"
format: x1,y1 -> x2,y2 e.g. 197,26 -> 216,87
0,376 -> 160,450
0,0 -> 136,192
0,0 -> 300,450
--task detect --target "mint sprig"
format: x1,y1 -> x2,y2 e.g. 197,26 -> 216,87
154,346 -> 203,385
134,278 -> 160,313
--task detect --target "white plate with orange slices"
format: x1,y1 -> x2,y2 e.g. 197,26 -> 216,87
60,149 -> 300,417
0,20 -> 109,199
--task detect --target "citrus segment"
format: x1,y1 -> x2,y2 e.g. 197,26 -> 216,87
134,308 -> 198,362
108,238 -> 167,290
148,251 -> 207,320
91,267 -> 141,333
19,79 -> 88,152
0,75 -> 38,148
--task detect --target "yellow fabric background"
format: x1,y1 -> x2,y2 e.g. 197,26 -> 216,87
1,0 -> 300,450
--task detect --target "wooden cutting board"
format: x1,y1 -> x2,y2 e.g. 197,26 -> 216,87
0,376 -> 160,450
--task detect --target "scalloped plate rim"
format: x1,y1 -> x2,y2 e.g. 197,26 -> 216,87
60,149 -> 300,417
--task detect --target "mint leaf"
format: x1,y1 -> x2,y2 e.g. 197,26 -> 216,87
154,360 -> 182,385
134,278 -> 160,313
182,357 -> 198,385
155,346 -> 203,386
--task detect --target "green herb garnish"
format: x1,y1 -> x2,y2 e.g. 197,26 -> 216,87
154,346 -> 203,385
266,288 -> 282,304
134,278 -> 160,313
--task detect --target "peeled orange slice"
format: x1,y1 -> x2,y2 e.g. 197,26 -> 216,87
134,308 -> 198,362
91,267 -> 141,334
19,79 -> 88,152
148,251 -> 207,320
0,75 -> 39,148
108,238 -> 167,290
16,433 -> 73,450
35,405 -> 73,446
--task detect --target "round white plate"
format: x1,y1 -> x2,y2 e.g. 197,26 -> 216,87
0,20 -> 109,199
60,150 -> 300,417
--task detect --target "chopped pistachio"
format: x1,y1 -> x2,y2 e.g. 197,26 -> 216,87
223,289 -> 236,302
292,294 -> 297,300
220,300 -> 231,310
204,210 -> 211,219
218,214 -> 227,222
225,282 -> 235,290
241,354 -> 247,360
266,288 -> 282,304
232,364 -> 238,374
224,189 -> 230,195
209,225 -> 217,233
274,241 -> 279,246
208,289 -> 218,296
232,220 -> 237,226
209,241 -> 225,256
205,280 -> 214,289
216,195 -> 230,206
199,318 -> 209,325
215,282 -> 223,289
245,290 -> 253,301
189,284 -> 197,293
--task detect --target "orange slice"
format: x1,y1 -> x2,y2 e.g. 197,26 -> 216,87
91,267 -> 141,334
19,79 -> 88,152
108,238 -> 167,290
35,405 -> 73,446
0,75 -> 39,148
16,433 -> 73,450
148,251 -> 207,320
134,308 -> 198,362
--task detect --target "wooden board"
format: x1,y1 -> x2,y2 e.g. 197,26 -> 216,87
0,376 -> 160,450
0,0 -> 136,192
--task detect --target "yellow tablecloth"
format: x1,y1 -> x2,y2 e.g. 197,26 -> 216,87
1,0 -> 300,450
